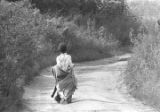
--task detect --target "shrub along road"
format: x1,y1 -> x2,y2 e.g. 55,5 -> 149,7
20,54 -> 158,112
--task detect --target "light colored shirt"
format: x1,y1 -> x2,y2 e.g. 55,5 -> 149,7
56,53 -> 74,72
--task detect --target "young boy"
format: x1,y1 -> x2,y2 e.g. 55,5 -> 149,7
56,43 -> 74,72
51,43 -> 77,103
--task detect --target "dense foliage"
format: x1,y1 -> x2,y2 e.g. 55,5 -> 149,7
125,33 -> 160,110
0,1 -> 62,110
125,1 -> 160,110
6,0 -> 140,45
30,0 -> 97,15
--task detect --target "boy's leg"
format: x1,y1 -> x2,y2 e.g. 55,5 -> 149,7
51,86 -> 61,103
51,86 -> 57,98
67,95 -> 72,103
55,93 -> 61,103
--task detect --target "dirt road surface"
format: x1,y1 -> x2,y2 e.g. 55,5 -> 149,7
21,54 -> 158,112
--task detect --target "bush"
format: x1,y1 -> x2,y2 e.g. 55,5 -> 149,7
125,34 -> 160,109
65,26 -> 112,61
125,1 -> 160,110
0,0 -> 61,110
0,0 -> 37,97
6,0 -> 140,46
29,0 -> 97,16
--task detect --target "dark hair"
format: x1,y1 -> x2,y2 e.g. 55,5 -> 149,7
58,43 -> 67,53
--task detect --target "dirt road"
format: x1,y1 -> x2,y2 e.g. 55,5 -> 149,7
21,54 -> 158,112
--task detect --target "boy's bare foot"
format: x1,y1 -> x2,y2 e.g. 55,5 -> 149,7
55,94 -> 61,103
60,99 -> 68,104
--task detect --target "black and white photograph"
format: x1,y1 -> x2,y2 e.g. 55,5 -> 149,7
0,0 -> 160,112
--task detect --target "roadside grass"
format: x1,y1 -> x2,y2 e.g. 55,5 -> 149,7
125,34 -> 160,110
125,0 -> 160,110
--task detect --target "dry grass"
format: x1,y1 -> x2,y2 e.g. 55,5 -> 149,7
125,34 -> 160,109
125,0 -> 160,110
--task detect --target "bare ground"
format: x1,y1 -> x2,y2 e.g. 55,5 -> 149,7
20,54 -> 158,112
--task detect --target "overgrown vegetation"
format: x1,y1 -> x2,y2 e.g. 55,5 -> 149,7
126,34 -> 160,109
125,0 -> 160,111
6,0 -> 140,45
0,0 -> 140,111
0,1 -> 53,110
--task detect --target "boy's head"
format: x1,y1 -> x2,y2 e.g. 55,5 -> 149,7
58,43 -> 67,53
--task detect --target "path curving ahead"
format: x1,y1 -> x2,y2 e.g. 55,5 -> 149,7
21,54 -> 158,112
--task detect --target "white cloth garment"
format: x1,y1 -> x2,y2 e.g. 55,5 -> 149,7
56,53 -> 74,72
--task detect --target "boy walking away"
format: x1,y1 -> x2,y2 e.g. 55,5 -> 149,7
51,43 -> 77,104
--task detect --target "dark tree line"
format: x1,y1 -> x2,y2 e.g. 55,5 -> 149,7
5,0 -> 141,45
5,0 -> 126,16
